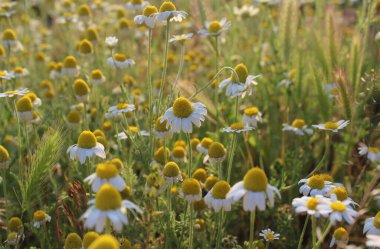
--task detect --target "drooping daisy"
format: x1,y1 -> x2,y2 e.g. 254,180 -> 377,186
72,79 -> 90,102
171,146 -> 187,163
227,167 -> 281,211
64,233 -> 82,249
326,83 -> 339,99
1,28 -> 17,48
67,131 -> 106,164
198,18 -> 231,37
358,143 -> 380,162
169,33 -> 193,44
6,232 -> 24,247
0,70 -> 14,82
242,107 -> 263,127
318,194 -> 358,224
117,127 -> 149,140
161,97 -> 207,133
134,5 -> 158,29
155,1 -> 187,22
153,116 -> 173,140
126,0 -> 149,11
16,96 -> 34,122
363,212 -> 380,236
105,36 -> 118,49
12,66 -> 29,78
192,168 -> 208,184
163,161 -> 182,184
259,228 -> 280,242
204,180 -> 233,212
84,162 -> 126,192
282,119 -> 313,136
0,145 -> 10,168
151,146 -> 170,167
90,69 -> 106,85
107,103 -> 136,117
330,227 -> 349,248
299,174 -> 333,196
222,122 -> 255,133
81,184 -> 142,233
107,53 -> 135,68
33,210 -> 51,229
196,137 -> 213,154
292,195 -> 327,217
330,186 -> 358,207
62,55 -> 80,77
0,88 -> 29,98
181,178 -> 202,202
207,142 -> 227,164
312,120 -> 350,132
87,234 -> 120,249
82,231 -> 99,249
25,92 -> 42,107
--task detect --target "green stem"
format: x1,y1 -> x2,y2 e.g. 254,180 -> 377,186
265,242 -> 270,249
311,215 -> 317,247
186,133 -> 192,176
313,222 -> 333,249
249,209 -> 256,249
215,210 -> 224,249
171,43 -> 185,103
148,29 -> 153,158
157,20 -> 170,114
188,205 -> 194,249
226,134 -> 237,182
214,36 -> 219,131
297,215 -> 310,249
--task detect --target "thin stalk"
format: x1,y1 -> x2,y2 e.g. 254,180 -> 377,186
297,215 -> 310,249
226,134 -> 237,182
249,209 -> 256,249
148,29 -> 154,157
215,210 -> 224,249
311,215 -> 317,247
186,133 -> 192,176
188,204 -> 194,249
171,43 -> 185,103
157,20 -> 170,113
214,36 -> 220,131
313,222 -> 332,249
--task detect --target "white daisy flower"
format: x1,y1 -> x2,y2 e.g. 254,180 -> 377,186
318,194 -> 358,224
222,122 -> 255,133
204,180 -> 233,212
292,195 -> 327,217
325,83 -> 339,99
155,1 -> 187,22
242,107 -> 263,127
299,175 -> 333,196
358,143 -> 380,162
84,162 -> 126,193
126,0 -> 149,11
196,137 -> 213,154
12,67 -> 28,78
81,184 -> 142,233
0,88 -> 29,98
198,18 -> 231,37
233,5 -> 260,20
105,36 -> 118,49
161,97 -> 207,133
169,33 -> 193,43
163,162 -> 183,185
107,103 -> 136,117
363,212 -> 380,236
1,28 -> 18,48
330,186 -> 358,207
15,96 -> 34,122
153,115 -> 173,140
282,119 -> 313,136
25,92 -> 42,107
207,142 -> 227,164
6,232 -> 24,246
107,53 -> 135,68
90,69 -> 106,85
366,235 -> 380,248
171,146 -> 187,163
33,210 -> 51,229
227,168 -> 281,211
0,70 -> 14,81
67,131 -> 106,164
116,127 -> 149,140
259,228 -> 280,241
330,227 -> 349,248
181,178 -> 202,202
134,5 -> 158,29
312,120 -> 350,132
62,56 -> 80,77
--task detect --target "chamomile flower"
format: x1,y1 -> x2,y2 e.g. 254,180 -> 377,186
73,79 -> 90,102
67,131 -> 106,164
82,231 -> 99,249
90,69 -> 106,85
0,88 -> 29,98
16,96 -> 34,122
134,5 -> 158,29
12,67 -> 29,78
326,83 -> 339,99
0,145 -> 10,168
171,146 -> 187,163
161,97 -> 207,133
64,233 -> 83,249
196,137 -> 213,154
107,53 -> 135,68
126,0 -> 149,11
84,162 -> 126,192
222,122 -> 255,133
0,70 -> 14,81
62,55 -> 80,77
163,161 -> 182,184
318,194 -> 358,224
25,92 -> 42,107
81,184 -> 142,233
330,186 -> 358,207
259,229 -> 280,241
169,33 -> 193,43
105,36 -> 118,49
155,1 -> 188,22
6,232 -> 24,246
32,210 -> 51,229
233,5 -> 260,20
312,120 -> 350,132
151,146 -> 170,167
282,119 -> 313,135
2,28 -> 17,48
204,180 -> 233,212
299,175 -> 333,196
182,178 -> 202,202
363,212 -> 380,236
107,103 -> 136,117
116,127 -> 149,139
227,167 -> 281,211
358,143 -> 380,162
242,107 -> 263,127
207,142 -> 227,164
198,18 -> 231,37
88,234 -> 120,249
366,235 -> 380,247
330,227 -> 349,248
154,116 -> 173,140
292,195 -> 327,217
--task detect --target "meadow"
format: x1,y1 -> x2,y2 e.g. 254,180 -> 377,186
0,0 -> 380,248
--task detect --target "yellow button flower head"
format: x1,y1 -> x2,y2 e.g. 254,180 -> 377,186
84,162 -> 126,192
156,1 -> 187,22
154,115 -> 172,139
204,175 -> 219,191
197,137 -> 213,154
330,227 -> 348,247
90,69 -> 106,85
33,210 -> 51,228
190,138 -> 200,151
7,217 -> 23,232
182,178 -> 202,202
134,5 -> 158,29
107,53 -> 135,68
199,18 -> 231,37
72,79 -> 90,102
68,131 -> 106,164
79,39 -> 93,54
62,55 -> 79,76
299,174 -> 333,196
153,146 -> 170,166
16,96 -> 34,122
88,235 -> 119,249
0,145 -> 10,165
87,28 -> 99,43
83,231 -> 99,249
208,142 -> 226,163
171,146 -> 187,162
119,238 -> 132,249
312,120 -> 350,132
192,168 -> 207,183
163,161 -> 182,184
2,28 -> 17,47
78,4 -> 92,18
64,233 -> 82,249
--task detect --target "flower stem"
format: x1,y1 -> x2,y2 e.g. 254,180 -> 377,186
188,204 -> 194,249
297,215 -> 310,249
148,29 -> 154,158
313,222 -> 332,249
249,209 -> 256,249
170,43 -> 185,104
311,215 -> 317,247
214,36 -> 219,131
215,210 -> 224,249
186,133 -> 192,176
157,20 -> 170,114
226,134 -> 237,182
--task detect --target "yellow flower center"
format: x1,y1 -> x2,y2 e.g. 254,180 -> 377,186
0,145 -> 10,162
123,75 -> 136,86
5,90 -> 18,95
63,56 -> 77,68
330,187 -> 348,201
33,210 -> 47,221
16,96 -> 33,112
117,103 -> 129,110
129,126 -> 138,134
191,138 -> 200,151
96,163 -> 118,179
265,233 -> 275,239
80,39 -> 93,54
91,69 -> 103,80
14,67 -> 24,74
132,0 -> 143,4
291,119 -> 305,128
86,234 -> 119,249
172,146 -> 186,158
204,175 -> 219,191
159,1 -> 176,12
373,212 -> 380,228
200,137 -> 213,149
2,29 -> 16,41
154,146 -> 170,165
173,97 -> 193,118
87,28 -> 99,41
243,167 -> 268,192
73,79 -> 90,96
324,122 -> 339,130
65,233 -> 82,249
119,18 -> 133,29
111,158 -> 123,171
244,107 -> 259,116
83,231 -> 99,249
231,63 -> 248,83
329,88 -> 339,95
230,122 -> 245,130
307,175 -> 325,189
93,129 -> 105,139
114,53 -> 127,62
8,217 -> 22,232
208,21 -> 222,33
163,161 -> 180,177
369,147 -> 379,153
155,116 -> 170,132
67,110 -> 81,123
143,5 -> 158,16
7,232 -> 17,241
78,4 -> 91,16
182,178 -> 201,195
319,173 -> 333,182
192,168 -> 208,183
208,142 -> 226,159
306,197 -> 318,210
330,202 -> 346,212
333,227 -> 348,241
212,180 -> 230,199
193,198 -> 207,211
95,184 -> 122,210
25,92 -> 37,102
77,131 -> 97,149
146,173 -> 156,188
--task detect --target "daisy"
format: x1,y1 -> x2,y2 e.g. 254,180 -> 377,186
105,36 -> 118,49
155,1 -> 188,22
2,28 -> 17,48
0,145 -> 10,168
12,67 -> 29,78
326,83 -> 339,99
126,0 -> 149,11
161,97 -> 207,133
330,186 -> 358,207
366,235 -> 380,248
169,33 -> 193,44
298,174 -> 333,196
358,143 -> 380,162
259,228 -> 280,241
64,233 -> 82,249
107,103 -> 135,117
116,128 -> 149,139
81,184 -> 142,233
363,212 -> 380,236
33,210 -> 51,229
242,107 -> 263,127
282,119 -> 313,136
207,142 -> 227,164
84,162 -> 126,192
67,131 -> 106,164
6,232 -> 24,246
312,120 -> 350,132
151,146 -> 170,167
72,79 -> 90,102
62,55 -> 80,77
25,92 -> 42,107
204,180 -> 233,212
134,5 -> 158,29
318,194 -> 358,224
15,96 -> 34,122
233,5 -> 260,20
227,167 -> 281,211
87,234 -> 119,249
198,18 -> 231,37
0,88 -> 29,98
222,122 -> 255,133
171,146 -> 187,163
153,116 -> 173,140
330,227 -> 349,248
181,178 -> 202,202
292,195 -> 327,217
0,70 -> 14,81
196,137 -> 213,154
163,161 -> 183,184
107,53 -> 135,68
90,69 -> 106,85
